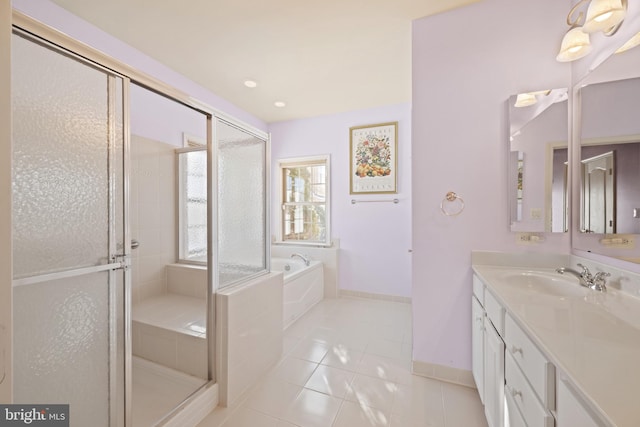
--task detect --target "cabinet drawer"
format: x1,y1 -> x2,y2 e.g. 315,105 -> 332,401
505,352 -> 554,427
505,313 -> 555,409
472,274 -> 484,304
484,290 -> 504,336
505,388 -> 528,427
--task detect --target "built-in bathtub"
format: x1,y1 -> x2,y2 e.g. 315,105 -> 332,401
271,257 -> 324,329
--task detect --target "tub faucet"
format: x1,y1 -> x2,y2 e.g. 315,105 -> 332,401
291,253 -> 310,266
556,263 -> 609,292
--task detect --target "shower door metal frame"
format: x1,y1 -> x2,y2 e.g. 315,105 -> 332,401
10,27 -> 131,427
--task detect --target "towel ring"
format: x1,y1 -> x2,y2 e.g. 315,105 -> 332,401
440,191 -> 465,216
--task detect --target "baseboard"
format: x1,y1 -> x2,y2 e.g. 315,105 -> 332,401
412,360 -> 476,389
160,381 -> 219,427
339,289 -> 411,304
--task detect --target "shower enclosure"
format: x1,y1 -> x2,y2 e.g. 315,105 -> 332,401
10,13 -> 269,427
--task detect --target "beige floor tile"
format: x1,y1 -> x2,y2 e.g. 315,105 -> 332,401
365,337 -> 406,360
290,338 -> 330,363
441,382 -> 488,427
198,298 -> 485,427
282,388 -> 342,427
356,354 -> 409,382
268,356 -> 319,386
345,374 -> 398,413
321,344 -> 364,372
304,364 -> 355,398
333,401 -> 390,427
220,407 -> 278,427
243,378 -> 302,418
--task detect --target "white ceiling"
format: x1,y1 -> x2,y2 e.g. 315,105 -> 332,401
50,0 -> 478,123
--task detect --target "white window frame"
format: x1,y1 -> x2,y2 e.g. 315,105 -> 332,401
177,133 -> 208,264
277,155 -> 331,246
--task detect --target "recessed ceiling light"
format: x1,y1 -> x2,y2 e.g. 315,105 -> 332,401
244,80 -> 257,88
274,101 -> 286,108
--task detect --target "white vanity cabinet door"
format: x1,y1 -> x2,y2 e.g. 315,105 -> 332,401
557,378 -> 601,427
472,296 -> 485,404
484,322 -> 505,427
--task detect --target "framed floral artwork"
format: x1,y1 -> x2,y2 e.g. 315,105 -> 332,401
349,122 -> 398,194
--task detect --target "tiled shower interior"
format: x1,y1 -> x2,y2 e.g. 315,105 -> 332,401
130,134 -> 207,425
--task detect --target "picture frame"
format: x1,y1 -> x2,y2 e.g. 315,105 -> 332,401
349,121 -> 398,194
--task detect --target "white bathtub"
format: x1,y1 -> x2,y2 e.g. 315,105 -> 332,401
271,257 -> 324,329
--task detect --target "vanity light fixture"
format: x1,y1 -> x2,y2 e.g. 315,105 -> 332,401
514,93 -> 537,107
557,27 -> 593,62
514,90 -> 552,108
583,0 -> 627,33
556,0 -> 627,62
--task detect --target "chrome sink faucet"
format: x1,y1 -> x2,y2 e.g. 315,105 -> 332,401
556,263 -> 610,292
291,253 -> 310,266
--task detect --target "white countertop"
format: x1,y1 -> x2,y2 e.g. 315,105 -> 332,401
473,264 -> 640,427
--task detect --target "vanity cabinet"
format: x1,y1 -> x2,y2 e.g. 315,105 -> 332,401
473,274 -> 552,427
471,296 -> 485,404
472,275 -> 505,427
484,318 -> 505,427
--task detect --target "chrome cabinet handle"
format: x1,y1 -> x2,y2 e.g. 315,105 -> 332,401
131,239 -> 140,250
511,345 -> 523,355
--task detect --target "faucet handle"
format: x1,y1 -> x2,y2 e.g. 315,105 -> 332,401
592,272 -> 610,291
576,263 -> 592,278
593,271 -> 610,281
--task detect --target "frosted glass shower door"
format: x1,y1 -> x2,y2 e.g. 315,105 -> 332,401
11,31 -> 127,427
216,119 -> 268,287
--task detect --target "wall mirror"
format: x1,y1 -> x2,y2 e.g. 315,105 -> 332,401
508,88 -> 569,233
574,34 -> 640,263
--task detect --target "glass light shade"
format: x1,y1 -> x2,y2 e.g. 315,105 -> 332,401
556,27 -> 592,62
514,93 -> 537,108
615,31 -> 640,54
582,0 -> 626,33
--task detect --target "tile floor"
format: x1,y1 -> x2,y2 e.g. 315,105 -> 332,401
197,297 -> 488,427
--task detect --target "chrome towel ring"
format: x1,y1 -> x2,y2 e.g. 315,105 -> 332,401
440,191 -> 465,216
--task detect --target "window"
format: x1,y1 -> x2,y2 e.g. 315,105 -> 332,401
279,155 -> 330,245
178,147 -> 207,263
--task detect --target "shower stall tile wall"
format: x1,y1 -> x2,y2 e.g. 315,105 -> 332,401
130,135 -> 177,305
216,272 -> 284,407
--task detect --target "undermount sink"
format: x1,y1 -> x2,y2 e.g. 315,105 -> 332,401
499,270 -> 588,297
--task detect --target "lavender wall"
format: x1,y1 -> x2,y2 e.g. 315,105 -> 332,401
411,0 -> 571,370
269,103 -> 412,298
12,0 -> 266,132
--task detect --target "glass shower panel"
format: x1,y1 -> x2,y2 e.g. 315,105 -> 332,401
12,33 -> 110,279
11,31 -> 125,427
216,119 -> 267,287
13,273 -> 111,427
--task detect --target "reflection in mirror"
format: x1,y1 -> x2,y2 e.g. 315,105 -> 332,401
509,88 -> 568,232
575,34 -> 640,264
580,77 -> 640,235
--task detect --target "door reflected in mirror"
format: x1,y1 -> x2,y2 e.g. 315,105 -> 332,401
580,77 -> 640,236
508,88 -> 568,233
